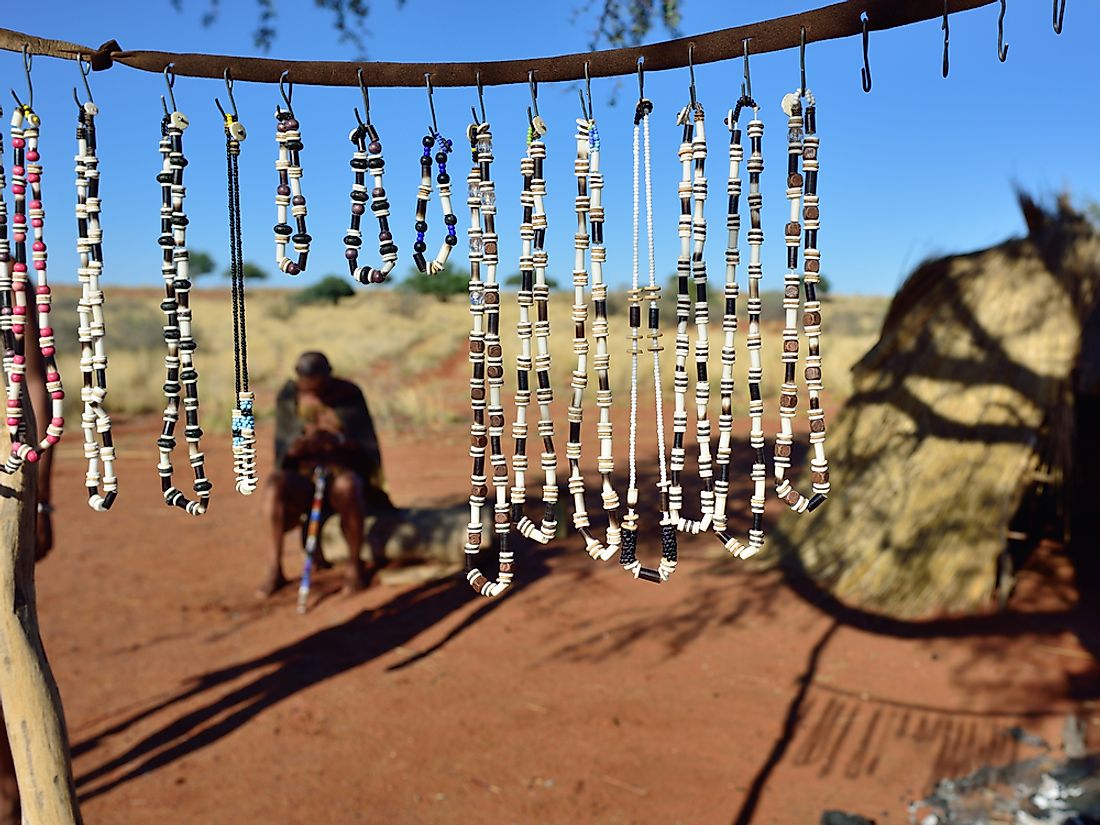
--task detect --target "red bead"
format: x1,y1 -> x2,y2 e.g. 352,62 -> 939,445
50,389 -> 63,399
34,261 -> 45,271
47,373 -> 59,383
7,400 -> 19,408
46,435 -> 59,445
6,418 -> 18,427
31,219 -> 42,228
11,325 -> 23,335
32,241 -> 45,252
13,306 -> 25,316
29,201 -> 41,210
35,285 -> 49,295
25,450 -> 38,463
25,150 -> 39,162
11,166 -> 23,176
12,263 -> 25,273
40,327 -> 52,337
10,374 -> 20,383
12,356 -> 24,365
11,185 -> 24,195
50,416 -> 63,427
11,138 -> 25,148
26,173 -> 39,184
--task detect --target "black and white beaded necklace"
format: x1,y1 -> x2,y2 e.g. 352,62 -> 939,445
412,75 -> 458,275
774,71 -> 830,515
464,87 -> 514,598
713,59 -> 766,559
569,77 -> 620,563
510,76 -> 557,546
155,68 -> 211,515
273,72 -> 311,276
345,71 -> 398,285
216,71 -> 257,496
74,61 -> 117,510
620,61 -> 676,584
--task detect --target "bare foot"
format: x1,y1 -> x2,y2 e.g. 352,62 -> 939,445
257,567 -> 288,598
342,563 -> 371,595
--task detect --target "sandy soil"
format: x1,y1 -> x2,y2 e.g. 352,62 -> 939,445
34,415 -> 1100,825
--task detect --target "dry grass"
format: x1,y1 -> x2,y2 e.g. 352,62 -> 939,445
50,286 -> 887,434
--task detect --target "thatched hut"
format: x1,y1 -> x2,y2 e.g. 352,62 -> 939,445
767,197 -> 1100,617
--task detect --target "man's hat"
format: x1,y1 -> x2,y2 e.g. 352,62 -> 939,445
295,351 -> 333,378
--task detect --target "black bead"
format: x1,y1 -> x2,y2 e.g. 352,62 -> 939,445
414,220 -> 428,233
350,190 -> 368,202
437,173 -> 450,185
444,214 -> 458,226
444,234 -> 458,247
421,135 -> 434,147
274,223 -> 292,235
413,241 -> 427,253
434,152 -> 447,164
292,232 -> 312,245
344,235 -> 362,247
350,158 -> 368,170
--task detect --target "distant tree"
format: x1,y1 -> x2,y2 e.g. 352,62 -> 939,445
222,261 -> 271,281
295,275 -> 355,306
503,272 -> 561,290
397,265 -> 470,302
816,274 -> 832,296
189,250 -> 217,279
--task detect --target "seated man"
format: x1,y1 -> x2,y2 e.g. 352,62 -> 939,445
261,351 -> 395,597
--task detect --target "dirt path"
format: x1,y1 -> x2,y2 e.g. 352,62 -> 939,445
35,419 -> 1099,824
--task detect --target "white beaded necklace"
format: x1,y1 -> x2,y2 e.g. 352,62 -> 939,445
464,100 -> 514,598
155,72 -> 211,515
620,64 -> 676,584
568,83 -> 620,563
774,84 -> 830,514
74,67 -> 117,510
510,79 -> 556,546
273,72 -> 311,276
713,85 -> 767,559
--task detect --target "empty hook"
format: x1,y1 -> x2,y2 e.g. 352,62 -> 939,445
861,13 -> 873,92
942,0 -> 950,78
1053,0 -> 1066,34
997,0 -> 1009,61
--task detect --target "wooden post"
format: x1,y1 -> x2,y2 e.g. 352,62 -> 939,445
0,425 -> 81,825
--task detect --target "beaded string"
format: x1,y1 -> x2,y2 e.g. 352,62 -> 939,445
620,88 -> 677,584
273,76 -> 311,276
411,131 -> 458,275
774,87 -> 830,514
156,91 -> 212,515
3,98 -> 63,474
75,88 -> 117,510
0,106 -> 21,471
569,106 -> 620,562
464,116 -> 513,598
345,85 -> 398,284
669,99 -> 715,536
219,85 -> 257,496
509,111 -> 555,546
713,95 -> 767,559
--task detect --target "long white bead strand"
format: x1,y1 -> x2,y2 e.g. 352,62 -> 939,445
156,95 -> 211,515
75,91 -> 117,510
465,118 -> 513,598
714,97 -> 767,560
7,100 -> 64,471
273,75 -> 311,276
619,86 -> 677,585
774,89 -> 830,514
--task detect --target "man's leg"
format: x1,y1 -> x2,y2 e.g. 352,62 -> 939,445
327,471 -> 368,592
260,470 -> 312,597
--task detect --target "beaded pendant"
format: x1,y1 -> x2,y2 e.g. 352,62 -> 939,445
273,73 -> 311,276
773,86 -> 830,514
345,75 -> 398,285
74,76 -> 117,510
411,130 -> 458,274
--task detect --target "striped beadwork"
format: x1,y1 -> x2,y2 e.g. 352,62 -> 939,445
345,112 -> 398,284
273,96 -> 311,275
412,131 -> 458,275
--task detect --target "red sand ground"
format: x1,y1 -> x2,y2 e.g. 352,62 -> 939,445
37,416 -> 1100,824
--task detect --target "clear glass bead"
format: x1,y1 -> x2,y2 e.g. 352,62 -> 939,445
468,183 -> 479,200
481,190 -> 496,209
477,139 -> 492,155
469,236 -> 483,254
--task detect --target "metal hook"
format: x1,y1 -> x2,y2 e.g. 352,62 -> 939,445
12,44 -> 33,110
582,61 -> 594,120
277,70 -> 294,114
997,0 -> 1009,61
861,13 -> 873,93
1053,0 -> 1065,34
637,56 -> 645,100
215,67 -> 239,121
424,72 -> 438,134
163,63 -> 177,113
687,42 -> 698,108
800,28 -> 808,94
740,39 -> 752,101
355,67 -> 371,126
528,70 -> 539,117
73,54 -> 94,108
471,70 -> 487,126
942,0 -> 950,78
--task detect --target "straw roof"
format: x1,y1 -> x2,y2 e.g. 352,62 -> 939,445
765,197 -> 1100,617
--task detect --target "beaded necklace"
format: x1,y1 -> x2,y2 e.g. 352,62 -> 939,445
0,106 -> 21,471
345,72 -> 398,285
620,64 -> 676,584
569,83 -> 620,563
510,78 -> 557,546
217,72 -> 257,496
464,98 -> 513,598
274,73 -> 311,276
412,75 -> 457,276
669,72 -> 714,536
713,86 -> 767,559
774,85 -> 830,514
74,65 -> 117,510
4,75 -> 64,474
156,70 -> 211,515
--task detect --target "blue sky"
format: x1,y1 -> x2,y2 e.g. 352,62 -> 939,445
1,1 -> 1094,294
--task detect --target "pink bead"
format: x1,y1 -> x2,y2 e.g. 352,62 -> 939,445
26,173 -> 39,184
11,325 -> 23,335
38,304 -> 50,313
12,233 -> 25,244
11,185 -> 24,195
7,400 -> 19,408
11,138 -> 24,148
13,306 -> 25,316
25,150 -> 38,162
10,374 -> 20,384
32,241 -> 45,252
6,418 -> 17,427
40,327 -> 52,337
29,200 -> 41,210
31,219 -> 42,228
12,215 -> 24,226
25,450 -> 38,463
43,348 -> 56,358
46,435 -> 59,445
12,356 -> 24,366
12,263 -> 25,273
50,416 -> 63,427
50,389 -> 63,399
11,166 -> 23,176
34,262 -> 46,272
35,286 -> 49,295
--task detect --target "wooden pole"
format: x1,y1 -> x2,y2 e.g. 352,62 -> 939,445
0,424 -> 81,825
